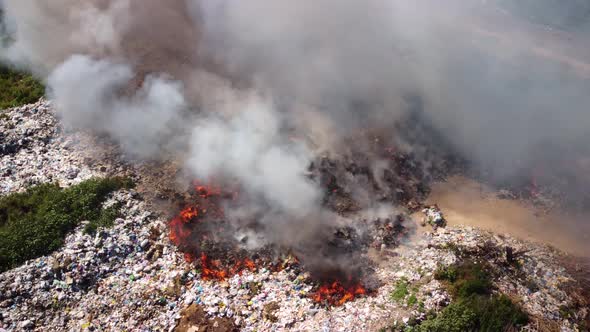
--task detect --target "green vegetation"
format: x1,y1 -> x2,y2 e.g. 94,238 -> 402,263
0,65 -> 45,110
405,293 -> 528,332
391,279 -> 410,302
406,293 -> 528,332
401,261 -> 528,332
433,265 -> 457,283
0,177 -> 134,271
383,261 -> 528,332
437,262 -> 493,298
391,279 -> 422,309
83,203 -> 122,235
414,302 -> 477,332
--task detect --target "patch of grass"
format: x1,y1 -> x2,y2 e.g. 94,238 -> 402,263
391,279 -> 410,302
559,304 -> 576,320
0,64 -> 45,110
411,301 -> 477,332
470,294 -> 529,331
406,295 -> 528,332
83,202 -> 122,234
0,177 -> 134,271
417,300 -> 425,312
410,260 -> 528,332
407,293 -> 418,307
434,265 -> 457,282
435,261 -> 492,298
391,280 -> 422,307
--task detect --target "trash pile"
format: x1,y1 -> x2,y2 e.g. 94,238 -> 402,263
0,102 -> 587,331
420,205 -> 446,230
0,190 -> 185,331
0,99 -> 106,194
426,227 -> 587,331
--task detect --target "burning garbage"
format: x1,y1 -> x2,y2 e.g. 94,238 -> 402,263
166,169 -> 420,306
0,100 -> 587,330
165,128 -> 452,306
1,0 -> 590,329
168,182 -> 265,280
311,279 -> 368,306
167,180 -> 376,305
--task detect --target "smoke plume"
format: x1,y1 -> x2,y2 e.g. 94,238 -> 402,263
2,0 -> 590,259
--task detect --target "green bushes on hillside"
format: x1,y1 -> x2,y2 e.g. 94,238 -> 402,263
0,177 -> 134,271
387,261 -> 528,332
408,261 -> 528,332
0,65 -> 45,110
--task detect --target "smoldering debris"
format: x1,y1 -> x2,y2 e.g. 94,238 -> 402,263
168,116 -> 452,298
2,0 -> 590,309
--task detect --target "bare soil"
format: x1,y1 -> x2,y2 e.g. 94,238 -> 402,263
174,304 -> 238,332
424,176 -> 590,257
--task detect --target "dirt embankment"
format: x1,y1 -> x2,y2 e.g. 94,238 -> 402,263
424,176 -> 590,257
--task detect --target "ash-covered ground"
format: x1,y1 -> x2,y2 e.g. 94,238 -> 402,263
0,101 -> 588,331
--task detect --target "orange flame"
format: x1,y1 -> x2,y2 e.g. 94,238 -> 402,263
169,183 -> 259,280
200,253 -> 228,280
198,253 -> 257,280
169,206 -> 202,246
311,280 -> 367,306
169,183 -> 221,247
180,207 -> 199,220
193,181 -> 222,198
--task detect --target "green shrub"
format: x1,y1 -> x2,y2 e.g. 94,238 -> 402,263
470,294 -> 529,331
391,279 -> 410,302
0,65 -> 45,110
411,261 -> 528,332
435,261 -> 492,297
83,203 -> 122,234
413,301 -> 477,332
434,265 -> 457,282
407,295 -> 527,332
407,293 -> 418,307
0,177 -> 133,271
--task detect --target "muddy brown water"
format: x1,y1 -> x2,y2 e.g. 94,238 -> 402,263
423,176 -> 590,257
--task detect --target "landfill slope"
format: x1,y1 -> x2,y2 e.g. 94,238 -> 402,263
0,101 -> 587,331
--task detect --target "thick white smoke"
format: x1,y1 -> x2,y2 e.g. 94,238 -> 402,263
48,55 -> 186,158
188,95 -> 320,218
0,0 -> 127,74
193,0 -> 590,184
193,0 -> 414,133
1,0 -> 590,247
1,0 -> 331,249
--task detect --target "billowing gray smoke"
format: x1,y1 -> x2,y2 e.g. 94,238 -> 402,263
195,0 -> 590,188
1,0 -> 590,247
0,0 -> 335,252
48,55 -> 187,157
